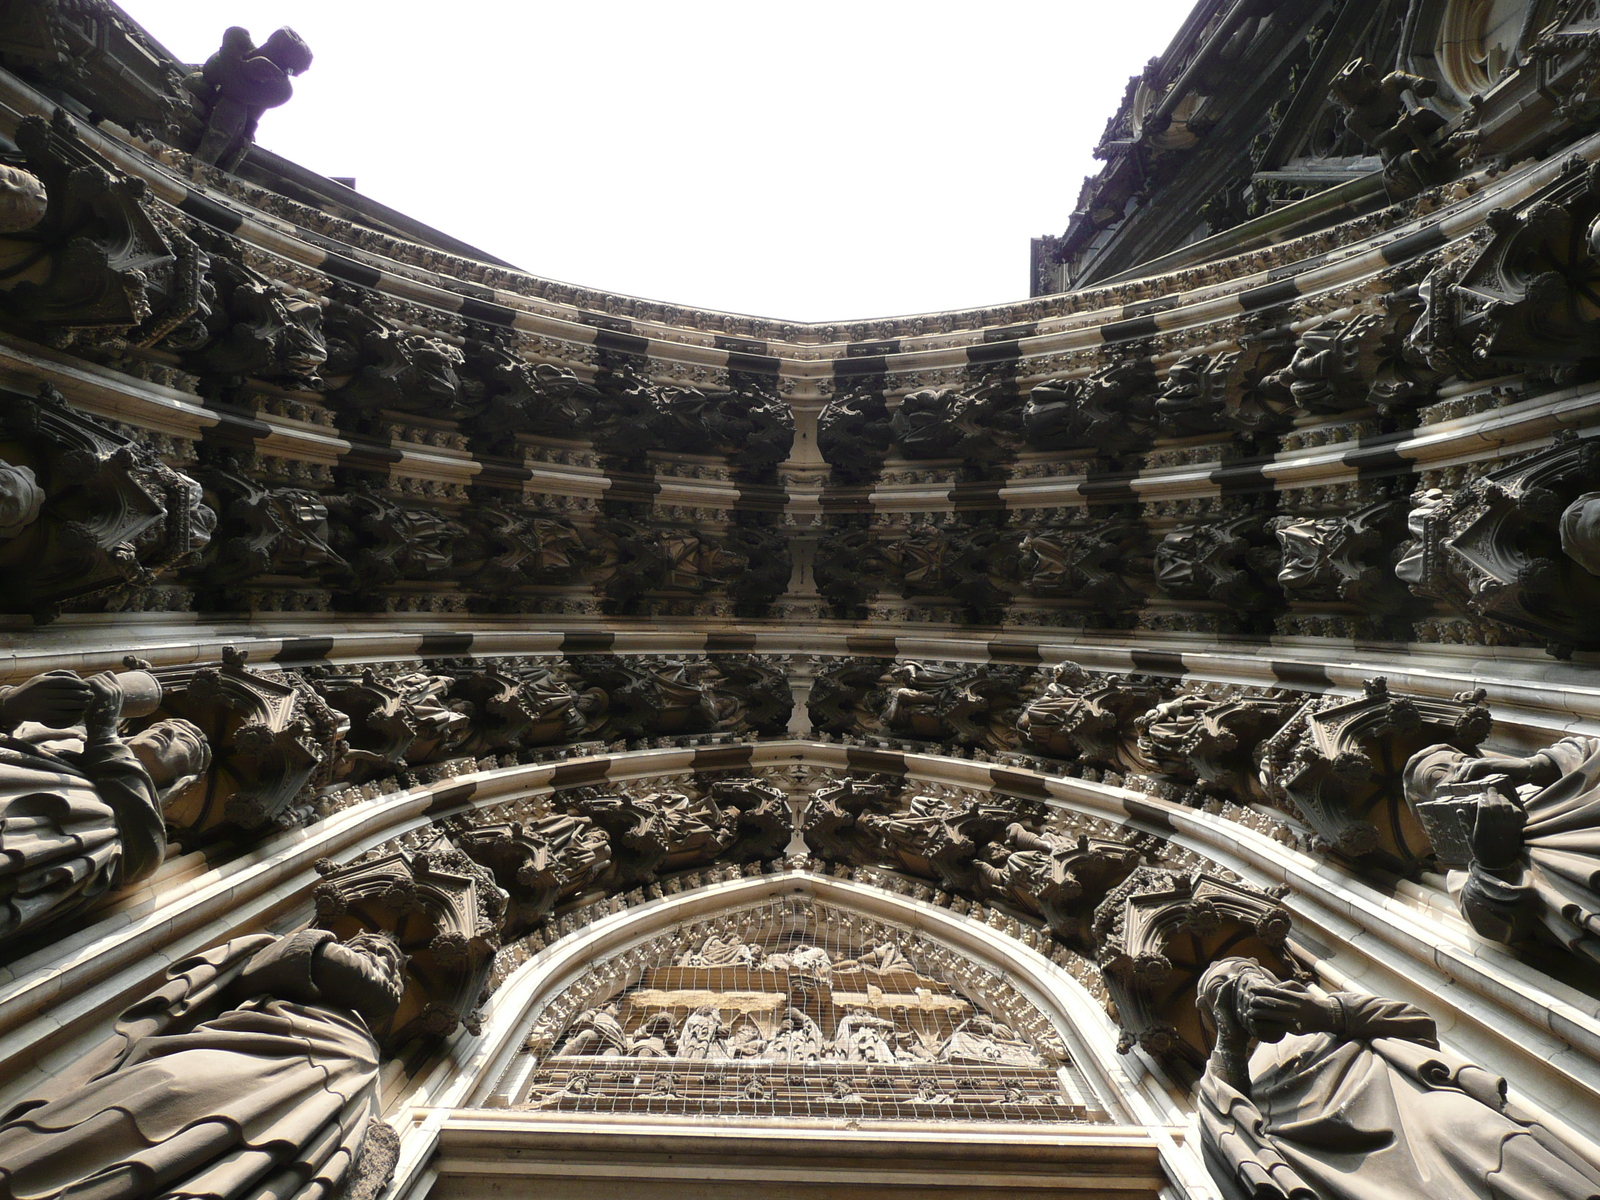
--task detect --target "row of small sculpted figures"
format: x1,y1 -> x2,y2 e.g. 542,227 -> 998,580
0,653 -> 795,940
816,433 -> 1600,653
810,658 -> 1600,970
815,310 -> 1436,477
0,386 -> 790,617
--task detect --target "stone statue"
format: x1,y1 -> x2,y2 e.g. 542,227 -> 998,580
835,940 -> 910,974
1405,736 -> 1600,964
556,1004 -> 630,1056
677,1006 -> 731,1059
834,1009 -> 898,1063
0,928 -> 404,1200
0,670 -> 210,943
627,1012 -> 678,1057
767,1006 -> 825,1061
1196,957 -> 1600,1200
939,1015 -> 1041,1067
188,27 -> 314,170
0,460 -> 43,539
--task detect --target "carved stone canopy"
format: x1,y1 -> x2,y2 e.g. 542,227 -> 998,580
314,830 -> 508,1048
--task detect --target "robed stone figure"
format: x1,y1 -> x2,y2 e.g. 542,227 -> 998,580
1196,957 -> 1600,1200
0,927 -> 404,1200
0,671 -> 210,943
1406,736 -> 1600,962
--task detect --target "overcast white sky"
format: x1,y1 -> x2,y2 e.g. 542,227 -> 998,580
120,2 -> 1197,322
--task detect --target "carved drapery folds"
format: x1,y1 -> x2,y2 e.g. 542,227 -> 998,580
817,390 -> 893,478
1155,514 -> 1281,613
314,829 -> 507,1043
1272,500 -> 1410,615
1018,663 -> 1165,772
1259,677 -> 1490,870
1094,869 -> 1299,1068
0,384 -> 212,618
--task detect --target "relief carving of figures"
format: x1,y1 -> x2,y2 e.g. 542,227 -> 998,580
151,647 -> 340,841
859,793 -> 1027,893
452,505 -> 592,594
571,654 -> 786,740
817,390 -> 893,479
0,386 -> 212,618
833,1010 -> 898,1063
706,778 -> 792,864
1272,500 -> 1409,615
311,668 -> 472,784
973,824 -> 1140,951
677,1006 -> 733,1059
191,463 -> 342,590
0,113 -> 190,336
876,661 -> 1029,752
460,338 -> 599,446
767,1006 -> 826,1061
321,296 -> 469,419
649,385 -> 794,473
1155,514 -> 1280,614
890,385 -> 1016,462
562,786 -> 732,888
0,928 -> 402,1200
1258,677 -> 1491,871
1022,361 -> 1156,453
1017,662 -> 1165,772
556,1004 -> 630,1055
0,669 -> 207,944
446,662 -> 605,756
391,672 -> 472,765
456,810 -> 611,938
807,657 -> 894,737
1016,518 -> 1147,613
801,775 -> 901,864
1404,734 -> 1600,965
174,236 -> 326,387
1154,351 -> 1240,436
939,1015 -> 1043,1067
1395,434 -> 1600,655
324,489 -> 466,591
1196,958 -> 1600,1200
185,26 -> 313,169
1264,313 -> 1389,415
1134,693 -> 1296,801
814,526 -> 896,610
889,521 -> 1018,612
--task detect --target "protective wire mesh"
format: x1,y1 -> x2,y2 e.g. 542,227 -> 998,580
520,897 -> 1105,1122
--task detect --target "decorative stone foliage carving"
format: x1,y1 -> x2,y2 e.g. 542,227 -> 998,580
314,828 -> 508,1043
1094,869 -> 1299,1068
1258,677 -> 1490,870
0,384 -> 212,618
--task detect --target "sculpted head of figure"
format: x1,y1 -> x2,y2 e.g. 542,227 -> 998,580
0,165 -> 47,234
328,930 -> 409,1025
1560,492 -> 1600,577
259,27 -> 313,75
0,460 -> 44,539
1402,742 -> 1474,808
1197,956 -> 1280,1041
127,718 -> 212,805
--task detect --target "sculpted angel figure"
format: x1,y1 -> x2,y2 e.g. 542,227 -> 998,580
1405,737 -> 1600,963
0,670 -> 211,943
0,928 -> 404,1200
1196,957 -> 1600,1200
